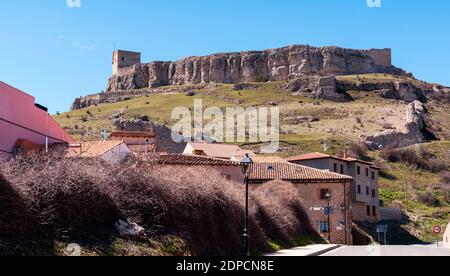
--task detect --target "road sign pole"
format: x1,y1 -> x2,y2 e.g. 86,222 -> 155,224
433,226 -> 442,247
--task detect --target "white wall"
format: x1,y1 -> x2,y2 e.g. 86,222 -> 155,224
444,223 -> 450,249
101,144 -> 130,164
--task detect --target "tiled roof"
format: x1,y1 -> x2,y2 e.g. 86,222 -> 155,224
65,141 -> 125,158
231,151 -> 282,163
249,162 -> 353,183
287,152 -> 331,162
187,142 -> 243,159
251,156 -> 287,163
287,152 -> 379,169
111,131 -> 156,138
150,154 -> 240,166
149,154 -> 352,182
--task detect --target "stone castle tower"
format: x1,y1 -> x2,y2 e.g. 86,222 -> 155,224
112,50 -> 141,76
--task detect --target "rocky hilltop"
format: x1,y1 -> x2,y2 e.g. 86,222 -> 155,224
106,45 -> 406,92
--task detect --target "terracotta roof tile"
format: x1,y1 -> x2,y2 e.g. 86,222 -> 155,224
111,131 -> 156,138
65,141 -> 125,158
150,154 -> 240,166
187,142 -> 243,159
287,152 -> 379,169
249,162 -> 353,183
287,152 -> 331,162
149,154 -> 352,182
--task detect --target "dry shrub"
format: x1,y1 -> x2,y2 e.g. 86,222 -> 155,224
1,155 -> 120,241
0,155 -> 317,256
254,180 -> 313,244
110,162 -> 267,256
416,192 -> 441,207
0,173 -> 39,238
380,148 -> 428,169
381,148 -> 448,173
439,171 -> 450,185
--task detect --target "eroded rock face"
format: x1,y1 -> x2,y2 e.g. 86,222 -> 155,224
365,101 -> 428,149
107,64 -> 149,91
315,76 -> 352,102
107,45 -> 404,92
287,76 -> 352,102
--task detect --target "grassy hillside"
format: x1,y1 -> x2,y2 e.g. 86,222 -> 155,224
54,74 -> 450,243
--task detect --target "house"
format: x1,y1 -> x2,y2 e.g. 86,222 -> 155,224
444,222 -> 450,249
151,154 -> 353,245
149,154 -> 243,183
183,142 -> 246,159
65,141 -> 130,164
0,81 -> 73,156
110,130 -> 157,153
231,150 -> 286,163
249,162 -> 353,245
287,152 -> 381,223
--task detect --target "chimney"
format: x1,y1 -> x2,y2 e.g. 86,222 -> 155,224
343,149 -> 349,159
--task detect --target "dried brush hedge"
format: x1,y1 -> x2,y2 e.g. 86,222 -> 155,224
0,154 -> 314,256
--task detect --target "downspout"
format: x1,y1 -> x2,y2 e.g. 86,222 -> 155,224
343,181 -> 348,245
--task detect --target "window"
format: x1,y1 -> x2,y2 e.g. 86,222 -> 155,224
320,189 -> 331,200
366,187 -> 370,196
366,168 -> 369,177
367,205 -> 371,216
372,172 -> 375,180
122,57 -> 125,62
333,163 -> 338,172
372,189 -> 376,198
357,166 -> 361,175
340,165 -> 345,174
319,221 -> 330,233
357,185 -> 361,194
372,206 -> 377,217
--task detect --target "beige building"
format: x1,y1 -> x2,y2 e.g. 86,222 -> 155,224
65,141 -> 131,164
444,222 -> 450,249
183,142 -> 245,159
288,152 -> 381,223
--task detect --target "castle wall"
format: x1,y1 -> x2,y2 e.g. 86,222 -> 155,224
366,48 -> 392,67
113,50 -> 141,75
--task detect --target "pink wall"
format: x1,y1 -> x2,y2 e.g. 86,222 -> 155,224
0,81 -> 72,153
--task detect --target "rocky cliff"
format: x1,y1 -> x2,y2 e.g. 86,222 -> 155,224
365,101 -> 429,149
107,45 -> 405,92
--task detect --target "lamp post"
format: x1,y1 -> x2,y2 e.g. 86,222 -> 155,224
325,192 -> 332,242
240,154 -> 254,257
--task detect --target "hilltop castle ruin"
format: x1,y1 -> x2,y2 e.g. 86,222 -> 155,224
106,45 -> 402,92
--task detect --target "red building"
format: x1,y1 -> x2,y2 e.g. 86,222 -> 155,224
0,81 -> 72,156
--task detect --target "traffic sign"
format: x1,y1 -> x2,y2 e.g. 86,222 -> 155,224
433,226 -> 442,234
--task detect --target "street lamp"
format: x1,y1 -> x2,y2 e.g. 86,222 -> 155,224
240,153 -> 254,257
324,192 -> 332,242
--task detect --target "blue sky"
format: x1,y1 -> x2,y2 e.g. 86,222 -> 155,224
0,0 -> 449,113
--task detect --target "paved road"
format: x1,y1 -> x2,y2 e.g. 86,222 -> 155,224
265,244 -> 340,257
322,245 -> 450,256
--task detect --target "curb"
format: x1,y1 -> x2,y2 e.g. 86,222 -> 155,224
307,245 -> 342,256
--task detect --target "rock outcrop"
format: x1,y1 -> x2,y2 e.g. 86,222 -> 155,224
365,101 -> 429,149
107,45 -> 405,92
336,80 -> 429,102
287,75 -> 354,102
315,76 -> 352,102
287,76 -> 433,103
